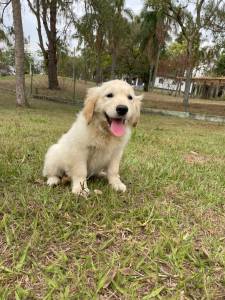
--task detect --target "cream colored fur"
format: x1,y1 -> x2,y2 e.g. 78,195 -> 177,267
43,79 -> 142,196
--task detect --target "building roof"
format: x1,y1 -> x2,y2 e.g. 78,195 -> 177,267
177,76 -> 225,84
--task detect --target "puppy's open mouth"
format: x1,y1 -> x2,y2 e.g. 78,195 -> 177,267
104,113 -> 126,137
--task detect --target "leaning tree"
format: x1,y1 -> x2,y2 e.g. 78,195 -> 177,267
27,0 -> 74,89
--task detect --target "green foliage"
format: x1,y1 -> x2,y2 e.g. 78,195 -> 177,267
214,52 -> 225,76
166,41 -> 187,58
74,0 -> 135,81
0,47 -> 38,74
0,29 -> 8,43
58,53 -> 87,79
0,24 -> 11,47
24,0 -> 225,86
0,48 -> 15,67
139,8 -> 169,59
138,2 -> 173,89
157,41 -> 188,77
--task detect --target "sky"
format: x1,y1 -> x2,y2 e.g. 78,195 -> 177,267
15,0 -> 143,55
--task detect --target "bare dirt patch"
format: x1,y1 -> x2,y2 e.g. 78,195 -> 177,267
184,151 -> 211,164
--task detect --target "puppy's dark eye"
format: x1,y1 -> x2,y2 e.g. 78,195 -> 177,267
128,95 -> 133,100
106,93 -> 114,98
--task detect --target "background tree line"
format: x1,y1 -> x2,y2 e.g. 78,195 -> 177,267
0,0 -> 224,109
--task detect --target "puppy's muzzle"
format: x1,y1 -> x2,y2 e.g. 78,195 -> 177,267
116,105 -> 128,116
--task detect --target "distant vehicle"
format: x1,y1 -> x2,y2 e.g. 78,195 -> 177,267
8,66 -> 16,75
0,64 -> 15,76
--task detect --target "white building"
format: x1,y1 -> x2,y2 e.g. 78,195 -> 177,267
154,76 -> 188,93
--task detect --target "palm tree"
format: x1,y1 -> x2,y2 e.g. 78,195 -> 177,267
76,0 -> 110,83
11,0 -> 28,106
139,2 -> 171,90
107,0 -> 133,79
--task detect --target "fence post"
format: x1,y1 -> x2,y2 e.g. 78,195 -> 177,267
30,62 -> 33,96
148,65 -> 152,92
73,47 -> 76,103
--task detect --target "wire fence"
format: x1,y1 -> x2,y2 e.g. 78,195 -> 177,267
1,70 -> 225,118
29,74 -> 89,106
0,73 -> 95,108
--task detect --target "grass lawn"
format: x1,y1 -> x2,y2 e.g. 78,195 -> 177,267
1,93 -> 225,299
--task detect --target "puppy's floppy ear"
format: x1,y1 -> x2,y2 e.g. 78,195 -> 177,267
83,86 -> 99,124
135,95 -> 143,102
131,94 -> 143,127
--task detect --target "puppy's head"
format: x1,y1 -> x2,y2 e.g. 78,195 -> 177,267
83,80 -> 142,137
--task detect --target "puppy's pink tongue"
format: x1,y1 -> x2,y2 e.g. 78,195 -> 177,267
110,119 -> 125,137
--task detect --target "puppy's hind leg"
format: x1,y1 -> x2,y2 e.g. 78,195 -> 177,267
47,176 -> 60,186
43,161 -> 62,186
43,144 -> 63,187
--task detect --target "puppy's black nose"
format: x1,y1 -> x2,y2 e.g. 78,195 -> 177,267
116,105 -> 128,116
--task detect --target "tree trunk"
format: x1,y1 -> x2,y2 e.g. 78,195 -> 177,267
48,0 -> 59,89
110,48 -> 117,79
183,41 -> 194,112
175,79 -> 181,97
95,52 -> 102,84
27,0 -> 58,89
151,47 -> 160,90
95,26 -> 104,84
12,0 -> 28,106
183,65 -> 192,112
48,44 -> 59,89
147,65 -> 153,92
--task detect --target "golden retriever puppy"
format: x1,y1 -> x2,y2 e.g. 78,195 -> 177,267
43,79 -> 142,196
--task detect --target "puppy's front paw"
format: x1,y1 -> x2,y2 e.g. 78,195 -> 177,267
47,176 -> 60,186
72,185 -> 90,198
110,180 -> 127,192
